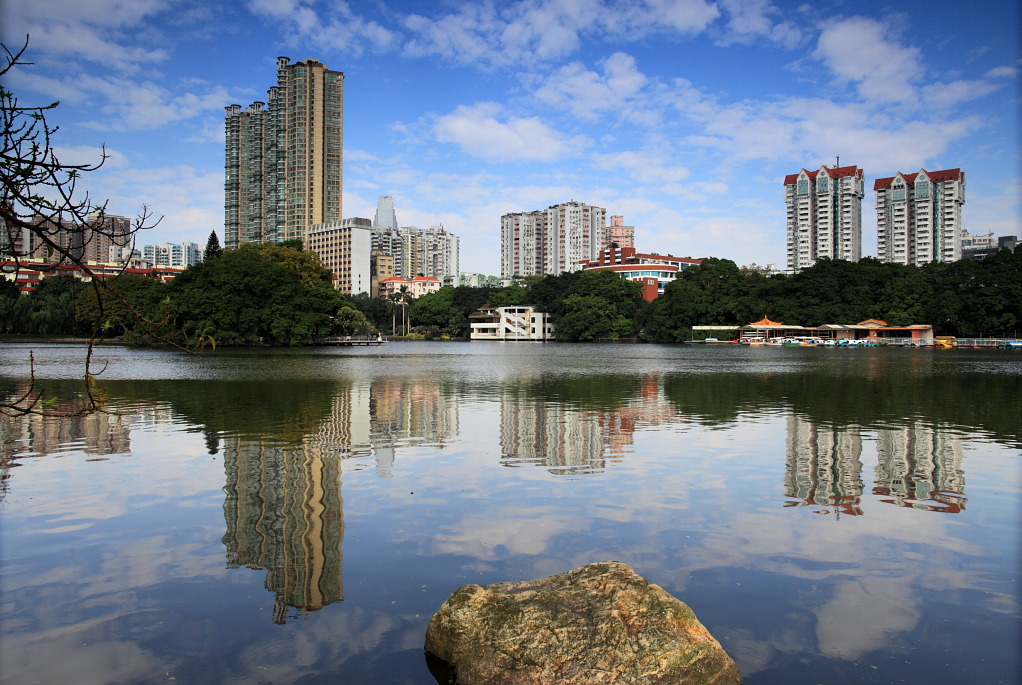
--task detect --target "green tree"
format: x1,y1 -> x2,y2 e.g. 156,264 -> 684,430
333,306 -> 376,336
76,273 -> 168,339
203,230 -> 222,261
16,275 -> 87,335
0,278 -> 19,333
556,293 -> 634,341
169,245 -> 347,346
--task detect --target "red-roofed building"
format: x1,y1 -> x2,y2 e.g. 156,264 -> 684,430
1,258 -> 184,294
784,164 -> 865,271
579,246 -> 703,301
378,274 -> 442,299
874,168 -> 965,265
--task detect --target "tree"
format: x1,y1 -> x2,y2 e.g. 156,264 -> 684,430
1,38 -> 162,415
168,244 -> 347,346
333,306 -> 376,336
203,230 -> 222,261
76,273 -> 168,340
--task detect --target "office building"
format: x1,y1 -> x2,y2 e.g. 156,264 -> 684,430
875,168 -> 966,265
501,201 -> 606,278
784,164 -> 865,271
306,217 -> 373,295
224,57 -> 344,249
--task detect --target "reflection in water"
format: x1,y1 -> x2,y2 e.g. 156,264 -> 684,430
874,424 -> 966,513
499,374 -> 677,474
221,437 -> 344,624
784,415 -> 864,516
1,346 -> 1019,684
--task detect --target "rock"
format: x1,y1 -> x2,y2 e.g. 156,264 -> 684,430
424,560 -> 742,684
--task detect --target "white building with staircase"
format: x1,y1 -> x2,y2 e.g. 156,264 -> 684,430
469,305 -> 555,341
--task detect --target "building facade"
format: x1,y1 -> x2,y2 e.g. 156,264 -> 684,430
142,242 -> 202,268
378,275 -> 442,299
306,217 -> 372,295
875,168 -> 966,265
501,201 -> 606,278
225,57 -> 344,249
606,215 -> 634,249
579,246 -> 703,301
784,165 -> 865,271
469,305 -> 555,341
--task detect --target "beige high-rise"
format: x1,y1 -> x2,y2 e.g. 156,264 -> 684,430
225,57 -> 343,249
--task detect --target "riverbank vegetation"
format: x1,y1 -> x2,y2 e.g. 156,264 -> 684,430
2,247 -> 1018,345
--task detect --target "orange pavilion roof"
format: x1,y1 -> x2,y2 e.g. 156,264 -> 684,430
749,317 -> 783,326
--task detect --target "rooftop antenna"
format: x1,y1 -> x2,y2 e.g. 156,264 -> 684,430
836,155 -> 840,168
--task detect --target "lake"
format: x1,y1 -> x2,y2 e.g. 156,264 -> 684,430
1,342 -> 1019,684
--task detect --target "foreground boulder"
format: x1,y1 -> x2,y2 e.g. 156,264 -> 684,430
424,560 -> 741,684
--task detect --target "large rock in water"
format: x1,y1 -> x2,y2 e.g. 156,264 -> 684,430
424,560 -> 742,684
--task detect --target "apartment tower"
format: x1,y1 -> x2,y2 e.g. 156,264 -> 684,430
501,201 -> 606,278
874,168 -> 965,265
225,57 -> 343,249
784,164 -> 865,271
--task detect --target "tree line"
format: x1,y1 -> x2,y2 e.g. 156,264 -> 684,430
2,247 -> 1019,343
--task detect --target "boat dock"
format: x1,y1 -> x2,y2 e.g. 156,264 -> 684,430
321,336 -> 386,346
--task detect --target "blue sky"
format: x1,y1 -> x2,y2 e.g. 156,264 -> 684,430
2,0 -> 1019,274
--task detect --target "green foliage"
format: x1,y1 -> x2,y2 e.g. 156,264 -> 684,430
203,230 -> 222,261
556,294 -> 634,341
8,275 -> 88,335
76,273 -> 168,340
167,244 -> 347,346
333,306 -> 375,336
411,285 -> 497,337
349,292 -> 391,332
643,251 -> 1022,341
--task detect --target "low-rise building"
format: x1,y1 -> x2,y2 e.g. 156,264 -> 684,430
469,305 -> 555,341
1,258 -> 184,294
579,246 -> 703,301
378,274 -> 442,299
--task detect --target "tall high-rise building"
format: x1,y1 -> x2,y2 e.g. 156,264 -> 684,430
224,57 -> 344,249
416,225 -> 459,281
784,164 -> 864,271
874,168 -> 965,266
501,201 -> 606,278
374,196 -> 397,231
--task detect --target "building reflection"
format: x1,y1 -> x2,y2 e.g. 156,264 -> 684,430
873,425 -> 966,513
782,415 -> 967,515
0,403 -> 135,459
498,374 -> 675,474
218,378 -> 461,622
783,415 -> 864,516
221,437 -> 345,624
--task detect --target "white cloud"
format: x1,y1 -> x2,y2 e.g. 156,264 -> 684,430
813,16 -> 923,104
533,52 -> 650,122
716,0 -> 804,48
58,75 -> 236,131
433,102 -> 591,162
1,0 -> 171,70
246,0 -> 398,56
404,0 -> 718,68
595,151 -> 690,186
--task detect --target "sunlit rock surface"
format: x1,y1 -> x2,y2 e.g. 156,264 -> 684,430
425,560 -> 742,684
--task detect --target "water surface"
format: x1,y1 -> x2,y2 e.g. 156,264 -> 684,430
1,342 -> 1019,684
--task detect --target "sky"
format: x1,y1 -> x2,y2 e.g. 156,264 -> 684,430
2,0 -> 1020,274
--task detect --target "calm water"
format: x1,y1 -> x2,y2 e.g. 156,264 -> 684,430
1,342 -> 1019,684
